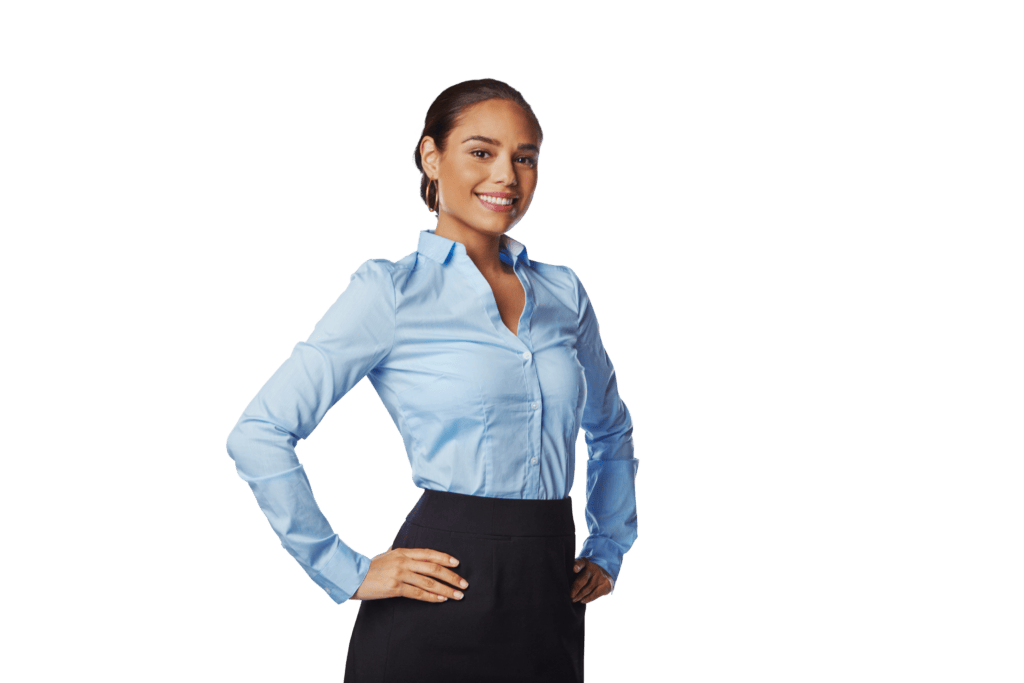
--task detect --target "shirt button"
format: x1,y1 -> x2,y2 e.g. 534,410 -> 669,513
530,401 -> 538,410
522,350 -> 532,361
531,457 -> 538,464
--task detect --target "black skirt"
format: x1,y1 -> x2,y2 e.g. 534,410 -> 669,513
344,489 -> 586,682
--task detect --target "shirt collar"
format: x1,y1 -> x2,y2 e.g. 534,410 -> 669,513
417,229 -> 531,267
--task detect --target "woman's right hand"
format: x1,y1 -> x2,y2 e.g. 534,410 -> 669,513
351,546 -> 469,602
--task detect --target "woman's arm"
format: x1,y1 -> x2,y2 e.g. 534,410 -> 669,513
226,260 -> 396,604
568,267 -> 639,600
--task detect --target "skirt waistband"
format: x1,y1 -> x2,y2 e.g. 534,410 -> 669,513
407,489 -> 575,537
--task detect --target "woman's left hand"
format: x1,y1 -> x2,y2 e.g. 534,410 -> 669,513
570,557 -> 613,604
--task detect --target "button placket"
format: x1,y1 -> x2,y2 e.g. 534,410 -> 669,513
510,263 -> 543,494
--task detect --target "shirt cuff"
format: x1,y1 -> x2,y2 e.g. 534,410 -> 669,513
308,544 -> 373,604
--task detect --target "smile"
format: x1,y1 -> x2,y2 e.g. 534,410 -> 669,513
476,193 -> 518,213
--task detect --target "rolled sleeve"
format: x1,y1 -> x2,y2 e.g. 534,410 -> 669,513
570,268 -> 639,588
226,260 -> 396,603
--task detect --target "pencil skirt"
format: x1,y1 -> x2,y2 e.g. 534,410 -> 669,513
344,489 -> 586,682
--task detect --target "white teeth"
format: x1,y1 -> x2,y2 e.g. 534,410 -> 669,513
479,194 -> 513,206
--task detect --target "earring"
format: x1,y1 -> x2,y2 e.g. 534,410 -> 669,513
426,178 -> 439,213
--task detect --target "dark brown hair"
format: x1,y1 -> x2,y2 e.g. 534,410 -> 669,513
414,79 -> 543,212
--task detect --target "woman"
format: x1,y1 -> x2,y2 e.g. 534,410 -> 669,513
226,79 -> 638,682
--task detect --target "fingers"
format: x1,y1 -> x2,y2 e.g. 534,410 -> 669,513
400,582 -> 454,603
401,547 -> 461,568
392,548 -> 467,603
577,573 -> 598,606
409,559 -> 468,591
570,557 -> 591,600
577,578 -> 607,603
402,566 -> 466,602
571,561 -> 611,604
571,570 -> 595,602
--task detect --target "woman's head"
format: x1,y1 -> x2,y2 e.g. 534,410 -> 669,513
415,79 -> 543,236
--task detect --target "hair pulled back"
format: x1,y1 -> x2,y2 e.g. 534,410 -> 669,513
414,79 -> 542,212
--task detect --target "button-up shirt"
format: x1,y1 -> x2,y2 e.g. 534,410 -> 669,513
226,230 -> 638,603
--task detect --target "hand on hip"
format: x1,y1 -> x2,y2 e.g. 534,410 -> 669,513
352,546 -> 469,603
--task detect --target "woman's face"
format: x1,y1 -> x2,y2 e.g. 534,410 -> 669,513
424,98 -> 541,240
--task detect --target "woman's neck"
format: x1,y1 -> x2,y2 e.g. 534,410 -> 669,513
434,222 -> 508,277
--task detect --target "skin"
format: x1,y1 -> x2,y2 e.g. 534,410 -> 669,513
419,97 -> 540,284
570,557 -> 613,604
352,98 -> 612,605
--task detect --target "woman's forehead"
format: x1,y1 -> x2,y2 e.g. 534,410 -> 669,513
450,100 -> 541,146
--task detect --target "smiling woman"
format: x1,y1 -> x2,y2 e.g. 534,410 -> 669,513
226,78 -> 638,682
421,100 -> 540,230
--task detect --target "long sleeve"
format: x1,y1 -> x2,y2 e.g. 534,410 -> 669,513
570,268 -> 639,590
226,260 -> 396,604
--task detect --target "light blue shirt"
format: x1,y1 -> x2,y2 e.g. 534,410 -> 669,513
226,230 -> 638,604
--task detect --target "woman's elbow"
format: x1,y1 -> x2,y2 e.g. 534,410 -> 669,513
225,421 -> 248,465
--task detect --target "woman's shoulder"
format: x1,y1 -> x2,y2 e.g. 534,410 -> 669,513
346,258 -> 399,286
340,249 -> 428,303
348,252 -> 416,282
526,258 -> 585,294
525,256 -> 577,279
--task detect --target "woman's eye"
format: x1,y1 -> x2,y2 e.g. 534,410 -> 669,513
470,150 -> 535,167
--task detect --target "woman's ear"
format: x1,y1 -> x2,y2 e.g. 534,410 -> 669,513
420,136 -> 440,179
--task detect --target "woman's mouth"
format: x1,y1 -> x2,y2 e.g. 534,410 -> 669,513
476,193 -> 518,213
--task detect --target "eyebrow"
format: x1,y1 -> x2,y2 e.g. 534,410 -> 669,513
461,135 -> 540,153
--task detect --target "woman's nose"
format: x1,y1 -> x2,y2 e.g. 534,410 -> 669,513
492,155 -> 517,185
